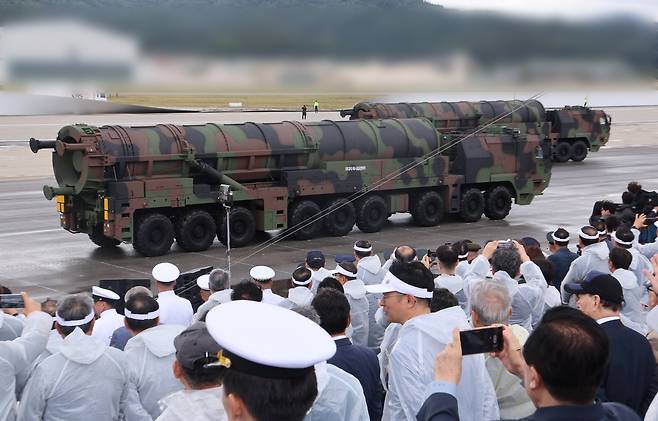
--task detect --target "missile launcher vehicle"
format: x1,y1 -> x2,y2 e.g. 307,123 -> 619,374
31,116 -> 551,256
340,99 -> 611,163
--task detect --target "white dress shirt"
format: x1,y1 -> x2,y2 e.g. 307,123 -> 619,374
157,290 -> 193,327
262,289 -> 286,306
92,308 -> 125,346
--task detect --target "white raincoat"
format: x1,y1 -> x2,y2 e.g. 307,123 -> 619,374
123,324 -> 185,420
193,289 -> 232,322
343,279 -> 370,347
561,242 -> 610,304
286,287 -> 315,307
356,255 -> 387,348
0,311 -> 51,421
16,330 -> 64,398
612,268 -> 646,333
92,309 -> 125,346
0,313 -> 24,341
310,267 -> 333,294
17,327 -> 129,421
261,289 -> 286,306
156,387 -> 227,421
383,306 -> 499,421
466,256 -> 547,332
631,228 -> 658,259
305,362 -> 369,421
377,322 -> 401,392
434,274 -> 468,311
628,247 -> 653,287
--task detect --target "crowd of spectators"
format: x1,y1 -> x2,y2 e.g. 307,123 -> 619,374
2,182 -> 658,421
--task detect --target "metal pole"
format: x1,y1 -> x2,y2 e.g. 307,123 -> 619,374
224,203 -> 231,280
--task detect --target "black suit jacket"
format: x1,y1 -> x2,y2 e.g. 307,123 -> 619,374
599,319 -> 658,415
328,337 -> 385,421
416,392 -> 642,421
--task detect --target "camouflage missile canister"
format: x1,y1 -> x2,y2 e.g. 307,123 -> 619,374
31,117 -> 551,256
341,99 -> 611,162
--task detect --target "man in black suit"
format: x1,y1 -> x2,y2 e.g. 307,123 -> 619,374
566,274 -> 658,416
312,288 -> 385,421
416,306 -> 641,421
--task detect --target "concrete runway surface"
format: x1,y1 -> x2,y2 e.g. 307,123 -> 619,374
0,107 -> 656,300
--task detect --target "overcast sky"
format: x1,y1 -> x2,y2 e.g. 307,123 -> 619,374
429,0 -> 658,21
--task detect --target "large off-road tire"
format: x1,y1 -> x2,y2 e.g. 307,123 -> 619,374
218,206 -> 256,247
553,141 -> 572,163
89,225 -> 121,248
570,140 -> 588,162
133,213 -> 175,256
484,186 -> 513,220
175,209 -> 216,252
356,195 -> 388,233
288,200 -> 323,240
324,198 -> 356,237
411,191 -> 444,227
459,188 -> 485,222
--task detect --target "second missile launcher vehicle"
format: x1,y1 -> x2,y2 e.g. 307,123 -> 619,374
341,99 -> 611,163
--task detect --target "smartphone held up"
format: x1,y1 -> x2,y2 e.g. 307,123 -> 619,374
0,293 -> 25,309
459,326 -> 504,355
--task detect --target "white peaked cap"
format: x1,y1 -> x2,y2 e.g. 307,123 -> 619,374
196,274 -> 210,290
250,265 -> 275,281
206,300 -> 336,377
152,262 -> 180,283
92,286 -> 120,301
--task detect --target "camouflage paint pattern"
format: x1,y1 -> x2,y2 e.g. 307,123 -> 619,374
546,106 -> 611,152
341,100 -> 611,160
33,115 -> 552,254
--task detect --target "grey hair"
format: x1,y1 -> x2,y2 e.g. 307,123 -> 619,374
491,248 -> 521,278
124,286 -> 153,302
56,294 -> 95,334
208,269 -> 230,292
291,306 -> 321,325
470,281 -> 511,325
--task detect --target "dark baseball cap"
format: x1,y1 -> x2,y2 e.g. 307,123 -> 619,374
174,322 -> 222,369
564,274 -> 624,305
335,253 -> 356,264
306,251 -> 325,266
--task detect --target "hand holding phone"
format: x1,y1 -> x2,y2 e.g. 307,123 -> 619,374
433,328 -> 463,384
459,326 -> 504,355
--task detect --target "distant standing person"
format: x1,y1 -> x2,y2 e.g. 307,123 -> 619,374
301,104 -> 307,120
314,99 -> 319,113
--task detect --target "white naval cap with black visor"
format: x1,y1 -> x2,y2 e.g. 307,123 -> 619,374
205,300 -> 336,378
364,271 -> 434,298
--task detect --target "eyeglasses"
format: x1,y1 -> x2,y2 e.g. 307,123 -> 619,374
380,292 -> 404,301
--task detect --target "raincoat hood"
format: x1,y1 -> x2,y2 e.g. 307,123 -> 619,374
434,274 -> 464,294
60,327 -> 107,364
628,248 -> 642,270
129,324 -> 184,358
46,329 -> 64,355
288,287 -> 314,307
358,255 -> 382,275
314,361 -> 330,400
404,306 -> 466,343
493,271 -> 520,296
209,289 -> 232,304
613,268 -> 638,290
583,242 -> 609,260
343,279 -> 367,299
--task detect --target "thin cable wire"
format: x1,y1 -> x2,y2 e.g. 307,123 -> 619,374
176,93 -> 545,293
238,92 -> 545,260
